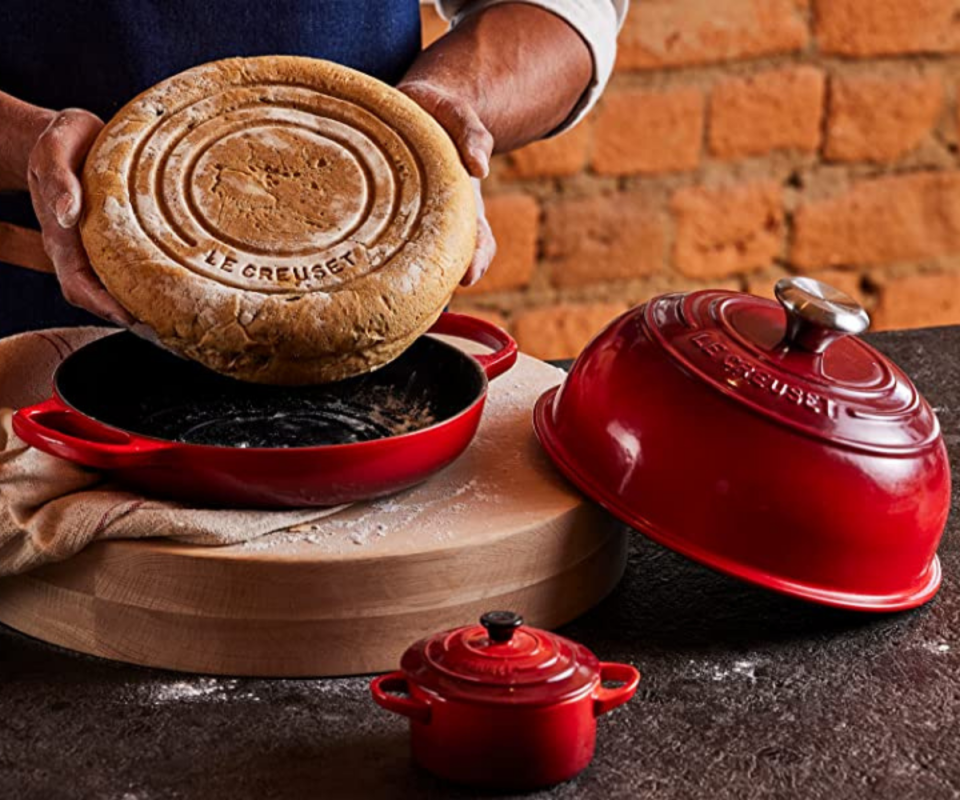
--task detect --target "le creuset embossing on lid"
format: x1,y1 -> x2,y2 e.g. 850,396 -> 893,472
371,611 -> 640,789
534,278 -> 952,612
650,278 -> 937,452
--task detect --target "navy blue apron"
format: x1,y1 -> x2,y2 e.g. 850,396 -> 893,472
0,0 -> 422,336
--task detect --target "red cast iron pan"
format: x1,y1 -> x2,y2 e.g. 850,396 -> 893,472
13,313 -> 517,508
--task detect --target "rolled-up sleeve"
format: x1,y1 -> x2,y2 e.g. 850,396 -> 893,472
434,0 -> 628,134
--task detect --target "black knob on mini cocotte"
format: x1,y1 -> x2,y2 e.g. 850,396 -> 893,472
481,611 -> 523,642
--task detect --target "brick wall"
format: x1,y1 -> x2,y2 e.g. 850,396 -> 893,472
423,0 -> 960,360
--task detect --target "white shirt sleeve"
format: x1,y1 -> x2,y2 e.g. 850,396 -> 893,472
433,0 -> 628,135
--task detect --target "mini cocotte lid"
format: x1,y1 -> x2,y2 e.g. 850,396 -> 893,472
399,612 -> 602,706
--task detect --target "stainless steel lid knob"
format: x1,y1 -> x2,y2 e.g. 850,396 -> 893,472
775,277 -> 870,354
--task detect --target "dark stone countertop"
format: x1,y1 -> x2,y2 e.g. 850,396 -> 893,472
2,326 -> 959,800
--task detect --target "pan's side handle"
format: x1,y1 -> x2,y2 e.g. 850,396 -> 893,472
13,397 -> 174,470
427,312 -> 518,381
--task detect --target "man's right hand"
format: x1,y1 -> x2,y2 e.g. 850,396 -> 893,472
26,108 -> 134,326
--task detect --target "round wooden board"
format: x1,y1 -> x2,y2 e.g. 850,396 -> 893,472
0,353 -> 627,676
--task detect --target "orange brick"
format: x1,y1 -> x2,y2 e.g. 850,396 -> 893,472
460,193 -> 540,295
872,271 -> 960,330
543,194 -> 666,288
421,4 -> 448,47
499,124 -> 591,180
747,270 -> 864,303
792,172 -> 960,269
513,302 -> 629,360
591,87 -> 704,175
617,0 -> 808,70
672,182 -> 784,279
709,67 -> 825,159
825,71 -> 944,163
814,0 -> 960,55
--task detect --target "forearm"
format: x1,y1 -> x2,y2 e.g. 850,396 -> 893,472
400,3 -> 592,153
0,91 -> 55,192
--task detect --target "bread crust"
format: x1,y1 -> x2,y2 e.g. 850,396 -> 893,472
80,56 -> 476,384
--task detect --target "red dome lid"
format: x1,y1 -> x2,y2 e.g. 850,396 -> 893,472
647,278 -> 939,454
400,611 -> 601,706
532,277 -> 951,612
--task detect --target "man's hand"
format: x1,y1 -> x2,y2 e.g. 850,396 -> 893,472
399,4 -> 592,288
26,108 -> 134,326
398,81 -> 496,286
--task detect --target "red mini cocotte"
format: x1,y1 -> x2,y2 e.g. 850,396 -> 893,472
371,611 -> 640,790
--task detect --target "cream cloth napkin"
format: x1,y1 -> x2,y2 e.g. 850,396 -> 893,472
0,327 -> 346,577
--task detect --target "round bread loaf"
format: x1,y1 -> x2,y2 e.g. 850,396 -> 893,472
80,56 -> 476,384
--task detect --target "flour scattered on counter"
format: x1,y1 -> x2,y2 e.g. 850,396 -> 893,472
140,677 -> 261,705
689,659 -> 724,681
732,661 -> 757,682
148,678 -> 232,703
688,658 -> 759,683
921,641 -> 951,654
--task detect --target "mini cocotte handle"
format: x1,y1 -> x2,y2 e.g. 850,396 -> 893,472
593,662 -> 641,717
428,312 -> 518,381
371,672 -> 432,725
13,396 -> 174,470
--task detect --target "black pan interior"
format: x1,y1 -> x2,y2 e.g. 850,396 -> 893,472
55,332 -> 486,448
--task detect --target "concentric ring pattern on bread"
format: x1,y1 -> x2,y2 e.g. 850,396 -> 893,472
80,56 -> 477,384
